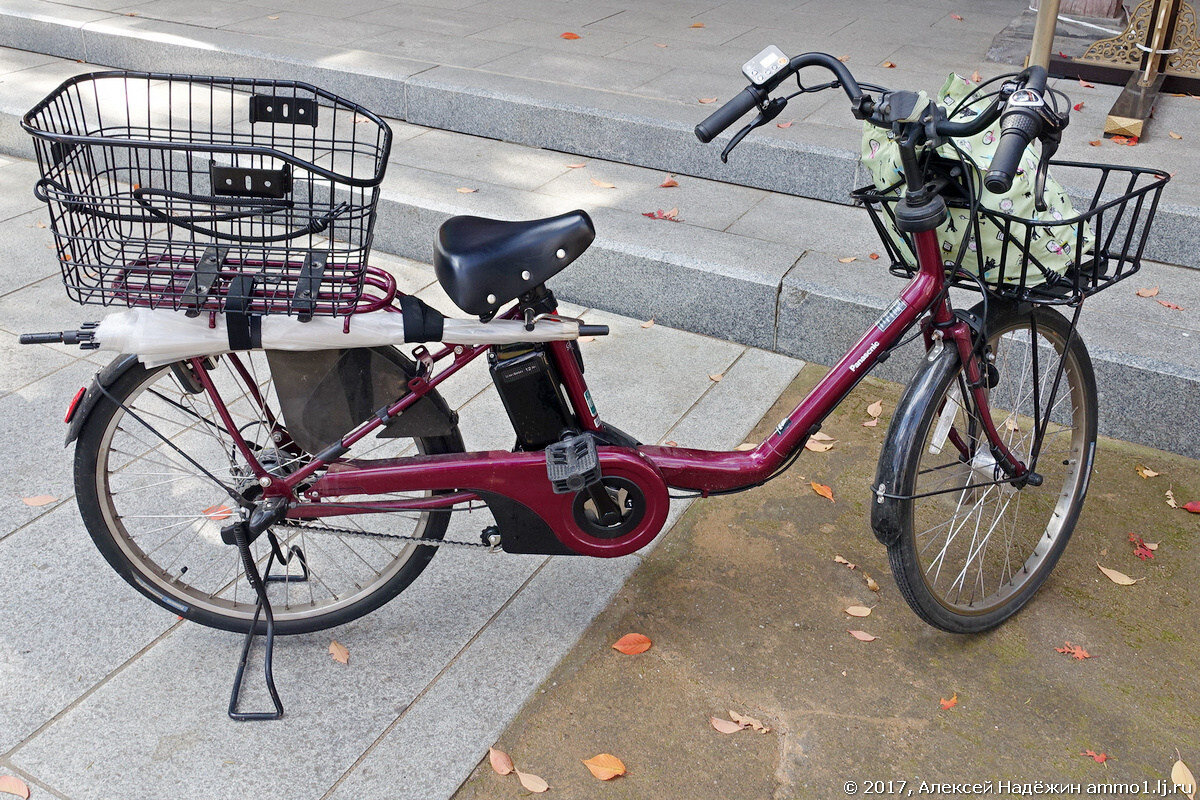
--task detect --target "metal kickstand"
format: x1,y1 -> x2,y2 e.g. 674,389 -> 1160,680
227,528 -> 306,721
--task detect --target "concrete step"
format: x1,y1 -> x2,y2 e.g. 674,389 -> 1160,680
0,46 -> 1197,457
1,0 -> 1199,271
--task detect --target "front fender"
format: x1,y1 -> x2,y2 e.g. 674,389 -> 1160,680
64,354 -> 141,446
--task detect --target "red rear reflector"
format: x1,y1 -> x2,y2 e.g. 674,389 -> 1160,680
65,386 -> 87,423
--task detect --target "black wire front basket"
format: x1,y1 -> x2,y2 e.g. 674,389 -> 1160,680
22,71 -> 392,317
853,161 -> 1170,305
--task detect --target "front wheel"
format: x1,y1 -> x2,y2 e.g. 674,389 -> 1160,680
873,301 -> 1097,633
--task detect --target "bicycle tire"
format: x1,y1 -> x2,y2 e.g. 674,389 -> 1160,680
74,351 -> 463,635
873,300 -> 1097,633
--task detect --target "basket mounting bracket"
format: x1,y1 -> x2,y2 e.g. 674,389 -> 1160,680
293,252 -> 327,322
182,246 -> 227,317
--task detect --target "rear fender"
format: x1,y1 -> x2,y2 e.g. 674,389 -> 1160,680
64,354 -> 141,446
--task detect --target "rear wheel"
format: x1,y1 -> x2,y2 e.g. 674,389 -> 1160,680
74,351 -> 463,635
875,301 -> 1097,633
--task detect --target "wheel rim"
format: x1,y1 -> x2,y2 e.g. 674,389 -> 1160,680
93,355 -> 434,624
908,317 -> 1090,616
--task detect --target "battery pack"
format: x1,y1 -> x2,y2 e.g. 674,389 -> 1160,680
488,344 -> 576,450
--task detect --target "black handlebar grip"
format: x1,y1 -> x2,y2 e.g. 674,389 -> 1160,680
19,332 -> 64,344
577,324 -> 610,337
695,86 -> 763,143
983,110 -> 1040,194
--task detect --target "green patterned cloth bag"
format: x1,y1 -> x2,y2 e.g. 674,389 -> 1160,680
861,74 -> 1092,286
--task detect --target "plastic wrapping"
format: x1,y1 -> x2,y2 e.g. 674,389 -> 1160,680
92,308 -> 581,367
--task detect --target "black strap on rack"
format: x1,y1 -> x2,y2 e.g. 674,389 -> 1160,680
400,294 -> 445,343
224,274 -> 262,351
293,252 -> 327,322
183,246 -> 227,317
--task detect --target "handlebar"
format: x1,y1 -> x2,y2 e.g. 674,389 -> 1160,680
694,52 -> 866,144
983,65 -> 1048,194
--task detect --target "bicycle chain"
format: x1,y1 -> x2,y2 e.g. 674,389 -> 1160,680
274,519 -> 497,550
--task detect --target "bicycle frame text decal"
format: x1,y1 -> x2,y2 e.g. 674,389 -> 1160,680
874,297 -> 908,333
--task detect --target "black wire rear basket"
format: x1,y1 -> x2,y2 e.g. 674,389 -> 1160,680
22,71 -> 392,317
852,161 -> 1169,305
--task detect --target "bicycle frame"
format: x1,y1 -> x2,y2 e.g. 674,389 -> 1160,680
190,227 -> 1029,558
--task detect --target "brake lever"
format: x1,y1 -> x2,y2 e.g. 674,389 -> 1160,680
1033,109 -> 1068,212
721,97 -> 788,162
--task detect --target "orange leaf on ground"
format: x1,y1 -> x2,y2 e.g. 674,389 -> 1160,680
590,177 -> 616,189
882,61 -> 897,68
1158,299 -> 1184,310
654,42 -> 668,47
698,97 -> 717,104
940,692 -> 958,710
865,574 -> 880,592
566,162 -> 588,168
21,495 -> 56,507
1089,140 -> 1102,146
560,31 -> 581,39
776,120 -> 794,128
710,716 -> 742,734
1135,464 -> 1159,478
489,747 -> 514,775
456,187 -> 477,193
0,776 -> 29,799
689,22 -> 705,28
971,70 -> 982,82
1079,77 -> 1096,88
329,640 -> 350,664
1073,101 -> 1085,111
811,481 -> 834,502
834,555 -> 857,569
862,418 -> 878,427
1082,749 -> 1109,763
869,252 -> 880,259
641,318 -> 655,328
202,504 -> 232,521
1169,131 -> 1183,139
838,55 -> 850,63
950,13 -> 963,20
643,208 -> 682,222
583,753 -> 627,780
708,373 -> 723,382
516,770 -> 549,793
1136,286 -> 1160,297
838,256 -> 856,263
847,629 -> 877,642
1056,641 -> 1092,660
659,175 -> 679,188
612,633 -> 652,654
1184,500 -> 1200,513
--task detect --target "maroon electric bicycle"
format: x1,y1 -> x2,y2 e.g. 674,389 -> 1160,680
20,53 -> 1166,717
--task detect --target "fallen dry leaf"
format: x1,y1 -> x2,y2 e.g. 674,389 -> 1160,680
1185,500 -> 1200,513
659,175 -> 679,188
1097,563 -> 1141,585
643,208 -> 682,222
21,494 -> 56,507
711,716 -> 743,734
1082,749 -> 1109,763
1089,140 -> 1103,146
329,640 -> 349,664
489,747 -> 515,775
566,162 -> 588,168
848,629 -> 877,642
735,442 -> 756,451
868,252 -> 880,260
776,120 -> 794,128
1136,464 -> 1160,479
940,692 -> 958,710
709,373 -> 723,382
663,440 -> 678,447
202,504 -> 233,521
971,69 -> 982,83
1169,131 -> 1183,139
0,776 -> 29,800
1129,532 -> 1155,561
729,710 -> 769,732
516,769 -> 549,793
641,318 -> 655,329
578,336 -> 596,343
1056,641 -> 1092,660
1111,134 -> 1138,146
1073,101 -> 1085,111
950,13 -> 963,20
698,97 -> 718,104
867,400 -> 883,418
1136,286 -> 1160,298
456,187 -> 477,194
654,42 -> 668,47
1003,416 -> 1020,432
834,555 -> 857,569
689,21 -> 705,28
805,438 -> 835,453
838,54 -> 850,63
590,177 -> 616,189
1079,77 -> 1096,88
865,574 -> 881,592
845,605 -> 871,617
862,418 -> 878,427
1166,488 -> 1178,508
838,256 -> 857,263
811,481 -> 834,502
560,31 -> 581,39
882,61 -> 897,68
583,753 -> 626,780
1172,757 -> 1196,799
266,14 -> 278,19
612,633 -> 652,655
1158,299 -> 1184,310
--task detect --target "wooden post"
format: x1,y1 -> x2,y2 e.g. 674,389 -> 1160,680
1029,0 -> 1062,68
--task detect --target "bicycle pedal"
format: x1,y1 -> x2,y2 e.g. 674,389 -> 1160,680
545,433 -> 602,494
